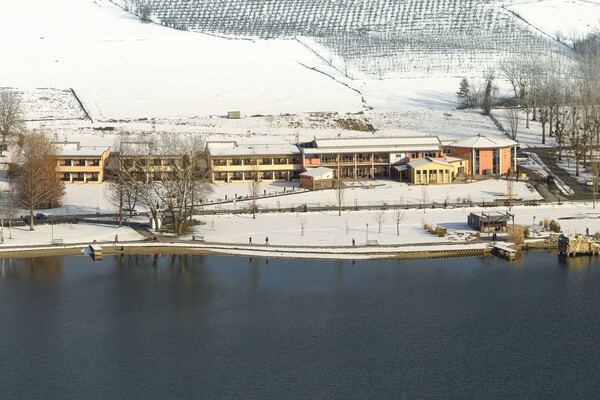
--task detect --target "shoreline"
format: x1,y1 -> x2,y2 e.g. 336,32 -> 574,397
0,239 -> 556,261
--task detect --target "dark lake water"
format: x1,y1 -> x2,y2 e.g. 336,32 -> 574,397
1,252 -> 600,399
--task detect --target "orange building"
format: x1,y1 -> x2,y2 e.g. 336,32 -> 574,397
445,134 -> 517,176
53,141 -> 111,184
301,136 -> 445,179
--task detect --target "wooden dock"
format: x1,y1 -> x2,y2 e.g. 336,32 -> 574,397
83,244 -> 103,261
490,243 -> 517,261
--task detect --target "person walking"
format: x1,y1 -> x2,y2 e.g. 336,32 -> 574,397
249,237 -> 252,245
352,238 -> 355,246
265,236 -> 269,245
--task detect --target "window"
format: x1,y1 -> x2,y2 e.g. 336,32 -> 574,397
493,149 -> 500,174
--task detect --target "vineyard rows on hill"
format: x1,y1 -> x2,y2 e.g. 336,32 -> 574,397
131,0 -> 570,76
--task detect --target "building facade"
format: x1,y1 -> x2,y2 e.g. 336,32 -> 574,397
393,156 -> 467,184
206,142 -> 302,183
446,134 -> 517,176
300,167 -> 334,189
53,141 -> 111,184
300,136 -> 446,180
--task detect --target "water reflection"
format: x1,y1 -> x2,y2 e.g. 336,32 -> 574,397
0,256 -> 64,281
558,254 -> 595,270
2,252 -> 600,399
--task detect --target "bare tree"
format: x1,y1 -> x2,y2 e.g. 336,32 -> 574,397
505,108 -> 520,140
11,132 -> 64,230
299,216 -> 306,236
555,105 -> 571,161
538,104 -> 550,145
335,177 -> 345,216
374,209 -> 386,233
505,167 -> 516,212
105,138 -> 143,227
0,189 -> 18,240
421,185 -> 429,208
0,89 -> 24,157
248,158 -> 260,219
393,209 -> 405,236
147,135 -> 212,234
500,57 -> 528,103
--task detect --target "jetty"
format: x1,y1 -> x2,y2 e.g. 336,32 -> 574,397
558,234 -> 600,257
490,243 -> 517,261
82,243 -> 103,261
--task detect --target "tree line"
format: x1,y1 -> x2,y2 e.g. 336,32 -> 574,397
457,29 -> 600,178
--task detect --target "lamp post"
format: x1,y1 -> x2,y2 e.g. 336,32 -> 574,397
366,223 -> 369,245
532,216 -> 536,236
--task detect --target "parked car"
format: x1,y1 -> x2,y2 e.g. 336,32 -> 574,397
123,208 -> 138,216
515,149 -> 530,164
546,175 -> 555,184
22,213 -> 48,224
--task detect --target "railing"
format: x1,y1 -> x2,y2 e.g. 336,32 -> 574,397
192,197 -> 542,216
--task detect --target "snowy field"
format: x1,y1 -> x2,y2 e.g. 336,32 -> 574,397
507,0 -> 600,45
4,200 -> 600,252
0,222 -> 144,247
5,179 -> 541,218
203,179 -> 542,211
1,0 -> 363,120
192,202 -> 600,247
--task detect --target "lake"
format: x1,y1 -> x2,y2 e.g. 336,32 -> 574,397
1,252 -> 599,399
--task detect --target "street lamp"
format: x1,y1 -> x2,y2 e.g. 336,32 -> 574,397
366,223 -> 369,245
532,216 -> 536,236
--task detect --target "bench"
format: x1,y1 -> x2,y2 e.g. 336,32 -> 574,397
52,239 -> 64,246
191,235 -> 205,242
367,239 -> 379,246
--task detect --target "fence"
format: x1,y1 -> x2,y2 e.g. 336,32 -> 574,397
193,197 -> 542,216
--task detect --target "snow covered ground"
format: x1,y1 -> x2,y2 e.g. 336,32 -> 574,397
191,202 -> 600,247
0,222 -> 144,247
491,108 -> 556,148
507,0 -> 600,46
203,179 -> 541,211
1,0 -> 363,120
6,178 -> 540,219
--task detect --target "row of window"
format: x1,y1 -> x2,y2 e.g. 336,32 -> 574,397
213,171 -> 301,181
213,157 -> 300,166
61,172 -> 100,182
58,159 -> 100,167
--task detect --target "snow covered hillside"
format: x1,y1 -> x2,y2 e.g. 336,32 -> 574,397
507,0 -> 600,46
124,0 -> 578,77
1,0 -> 364,120
2,0 -> 594,139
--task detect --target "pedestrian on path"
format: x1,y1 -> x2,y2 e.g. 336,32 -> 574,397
352,238 -> 355,246
249,237 -> 252,245
115,234 -> 118,244
265,236 -> 269,245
